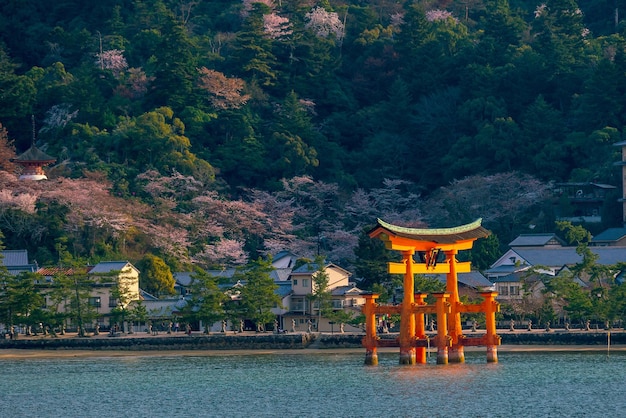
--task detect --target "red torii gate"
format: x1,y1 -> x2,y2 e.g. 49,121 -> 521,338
363,218 -> 500,365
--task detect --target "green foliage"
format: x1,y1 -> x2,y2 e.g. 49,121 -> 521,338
307,256 -> 332,325
470,233 -> 501,271
47,270 -> 99,336
414,275 -> 446,303
138,254 -> 175,297
0,272 -> 44,328
354,231 -> 396,290
234,257 -> 282,329
180,270 -> 227,333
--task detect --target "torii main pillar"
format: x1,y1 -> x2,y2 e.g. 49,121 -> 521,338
367,218 -> 492,365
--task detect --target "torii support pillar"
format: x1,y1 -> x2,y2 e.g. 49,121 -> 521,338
363,294 -> 379,365
433,292 -> 451,365
445,249 -> 465,363
481,291 -> 500,363
399,250 -> 416,365
414,293 -> 428,364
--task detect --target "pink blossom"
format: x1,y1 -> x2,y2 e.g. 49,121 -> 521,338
96,49 -> 128,77
425,9 -> 458,23
263,13 -> 293,39
241,0 -> 275,17
304,7 -> 344,41
197,68 -> 250,110
192,239 -> 249,267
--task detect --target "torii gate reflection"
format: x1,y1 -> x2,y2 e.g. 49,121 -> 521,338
363,219 -> 500,365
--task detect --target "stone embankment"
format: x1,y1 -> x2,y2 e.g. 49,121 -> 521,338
0,332 -> 316,351
0,330 -> 623,351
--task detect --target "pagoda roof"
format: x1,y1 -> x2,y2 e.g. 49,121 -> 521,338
371,218 -> 490,243
13,145 -> 55,162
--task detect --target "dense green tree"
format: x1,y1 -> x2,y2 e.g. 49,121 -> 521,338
354,230 -> 396,291
0,272 -> 44,332
306,257 -> 332,328
477,0 -> 526,65
127,300 -> 149,333
266,91 -> 320,178
470,233 -> 502,271
232,3 -> 278,87
180,269 -> 227,334
0,47 -> 37,143
139,4 -> 199,111
47,269 -> 98,337
110,107 -> 212,179
235,257 -> 282,331
137,254 -> 175,297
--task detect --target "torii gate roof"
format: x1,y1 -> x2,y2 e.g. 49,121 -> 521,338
369,218 -> 490,251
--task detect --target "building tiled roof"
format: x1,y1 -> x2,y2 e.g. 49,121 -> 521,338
37,266 -> 92,276
270,268 -> 292,281
13,145 -> 55,162
591,228 -> 626,243
331,285 -> 366,296
89,261 -> 136,274
1,250 -> 29,266
484,264 -> 524,275
424,271 -> 493,289
275,281 -> 293,297
291,262 -> 351,276
174,272 -> 194,287
205,268 -> 237,279
291,262 -> 320,274
514,247 -> 626,267
508,234 -> 565,247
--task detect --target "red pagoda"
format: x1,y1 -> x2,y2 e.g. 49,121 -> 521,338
12,144 -> 56,180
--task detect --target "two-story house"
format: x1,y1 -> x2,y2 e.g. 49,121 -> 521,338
37,261 -> 140,330
285,261 -> 366,332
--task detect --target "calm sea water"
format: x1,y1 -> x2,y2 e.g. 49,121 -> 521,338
0,350 -> 624,418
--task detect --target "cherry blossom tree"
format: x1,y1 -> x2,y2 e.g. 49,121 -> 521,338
192,239 -> 249,267
425,9 -> 459,23
0,189 -> 38,213
116,68 -> 153,100
421,172 -> 552,245
304,6 -> 344,41
95,49 -> 128,77
344,179 -> 423,229
263,13 -> 292,39
197,67 -> 250,110
136,169 -> 204,202
241,0 -> 275,17
40,104 -> 78,133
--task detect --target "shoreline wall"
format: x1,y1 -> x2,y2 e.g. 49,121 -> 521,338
0,331 -> 623,351
0,333 -> 315,351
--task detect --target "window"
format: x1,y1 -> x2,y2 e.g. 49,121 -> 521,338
293,279 -> 298,286
302,279 -> 309,287
498,285 -> 509,296
509,286 -> 520,296
109,298 -> 119,308
89,297 -> 101,308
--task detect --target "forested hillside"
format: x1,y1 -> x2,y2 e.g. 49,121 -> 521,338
0,0 -> 624,273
